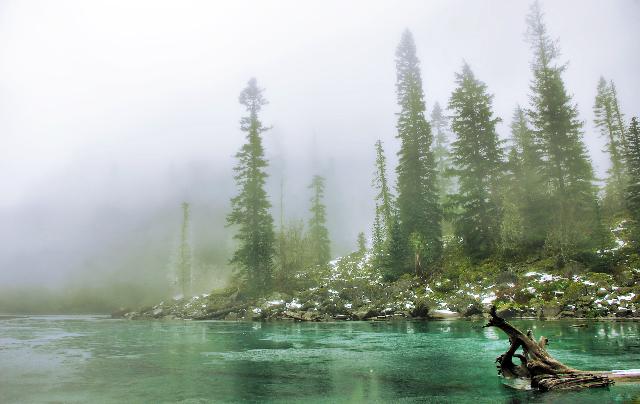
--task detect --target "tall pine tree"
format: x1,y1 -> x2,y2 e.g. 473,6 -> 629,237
625,117 -> 640,242
357,232 -> 367,255
227,78 -> 275,296
594,77 -> 627,216
611,83 -> 628,153
448,63 -> 504,261
394,29 -> 441,274
178,202 -> 192,297
372,140 -> 394,253
501,106 -> 549,254
308,175 -> 331,266
526,1 -> 599,259
430,101 -> 454,203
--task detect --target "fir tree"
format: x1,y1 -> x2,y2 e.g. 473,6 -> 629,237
394,29 -> 442,273
372,140 -> 394,253
594,77 -> 627,216
448,63 -> 504,261
274,220 -> 312,293
308,175 -> 331,266
383,216 -> 408,281
526,2 -> 599,259
610,83 -> 628,153
500,147 -> 526,255
226,78 -> 275,296
372,211 -> 384,259
502,106 -> 549,253
625,117 -> 640,241
178,202 -> 192,297
357,232 -> 367,255
430,101 -> 454,202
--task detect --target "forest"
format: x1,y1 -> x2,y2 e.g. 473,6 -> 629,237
3,2 -> 640,401
123,1 -> 639,322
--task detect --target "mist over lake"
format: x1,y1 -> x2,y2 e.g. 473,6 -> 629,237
1,0 -> 639,401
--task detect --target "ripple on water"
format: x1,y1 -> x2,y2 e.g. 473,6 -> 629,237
0,318 -> 639,403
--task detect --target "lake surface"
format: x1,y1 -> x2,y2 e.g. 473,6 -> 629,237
0,316 -> 639,403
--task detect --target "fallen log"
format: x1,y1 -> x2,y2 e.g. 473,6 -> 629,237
484,305 -> 640,391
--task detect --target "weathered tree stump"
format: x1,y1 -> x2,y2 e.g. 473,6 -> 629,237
483,305 -> 640,391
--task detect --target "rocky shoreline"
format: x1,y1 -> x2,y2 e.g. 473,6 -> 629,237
115,290 -> 640,322
116,252 -> 640,322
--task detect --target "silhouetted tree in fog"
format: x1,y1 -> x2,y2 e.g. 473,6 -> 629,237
526,1 -> 599,261
501,106 -> 549,254
227,78 -> 275,296
178,202 -> 192,297
448,63 -> 504,261
625,117 -> 640,242
430,101 -> 454,203
372,140 -> 394,254
357,232 -> 367,255
308,175 -> 331,266
394,29 -> 441,275
594,77 -> 627,216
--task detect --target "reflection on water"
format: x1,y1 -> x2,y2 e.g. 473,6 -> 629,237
0,316 -> 638,403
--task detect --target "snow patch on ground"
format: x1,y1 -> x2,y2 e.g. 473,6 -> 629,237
481,293 -> 497,305
285,300 -> 303,309
433,309 -> 457,315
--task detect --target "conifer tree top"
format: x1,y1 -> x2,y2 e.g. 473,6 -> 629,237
239,78 -> 268,116
395,29 -> 426,114
526,0 -> 560,70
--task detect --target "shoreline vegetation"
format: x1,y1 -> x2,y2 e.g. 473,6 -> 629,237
121,2 -> 640,322
118,246 -> 640,322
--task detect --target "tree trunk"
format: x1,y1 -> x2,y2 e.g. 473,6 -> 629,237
485,305 -> 640,391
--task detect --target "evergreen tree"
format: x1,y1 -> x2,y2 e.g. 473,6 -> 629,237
594,77 -> 627,216
500,148 -> 526,255
308,175 -> 331,266
372,211 -> 384,259
611,82 -> 628,153
226,78 -> 275,296
178,202 -> 192,297
383,216 -> 408,281
625,117 -> 640,241
526,2 -> 599,259
430,101 -> 454,202
394,29 -> 442,273
501,106 -> 549,253
274,220 -> 312,293
372,140 -> 394,253
357,232 -> 367,255
448,63 -> 504,261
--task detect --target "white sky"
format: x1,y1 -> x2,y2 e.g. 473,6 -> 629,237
0,0 -> 638,285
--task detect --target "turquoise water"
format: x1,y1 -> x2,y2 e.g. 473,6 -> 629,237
0,316 -> 639,403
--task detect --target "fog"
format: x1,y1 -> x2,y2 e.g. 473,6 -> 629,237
0,0 -> 638,312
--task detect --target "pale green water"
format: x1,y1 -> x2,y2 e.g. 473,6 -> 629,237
0,316 -> 639,403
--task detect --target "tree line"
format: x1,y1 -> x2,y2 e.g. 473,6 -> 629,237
220,1 -> 639,297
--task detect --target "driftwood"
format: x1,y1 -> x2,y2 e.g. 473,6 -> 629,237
484,305 -> 640,391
